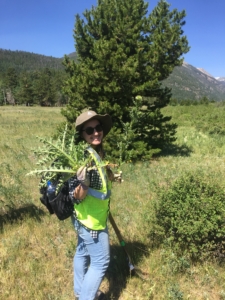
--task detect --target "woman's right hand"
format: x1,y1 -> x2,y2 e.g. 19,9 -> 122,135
74,184 -> 88,201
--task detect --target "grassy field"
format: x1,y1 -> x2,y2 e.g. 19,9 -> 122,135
1,104 -> 225,300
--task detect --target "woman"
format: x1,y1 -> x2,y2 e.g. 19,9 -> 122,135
69,110 -> 113,300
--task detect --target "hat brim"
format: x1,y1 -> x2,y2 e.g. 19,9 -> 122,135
76,114 -> 112,137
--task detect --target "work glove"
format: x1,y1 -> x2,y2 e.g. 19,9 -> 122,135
106,168 -> 115,181
114,171 -> 123,183
76,166 -> 90,187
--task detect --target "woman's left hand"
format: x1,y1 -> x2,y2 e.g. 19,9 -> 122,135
106,168 -> 115,181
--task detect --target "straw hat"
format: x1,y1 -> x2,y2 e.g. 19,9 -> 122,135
75,110 -> 112,137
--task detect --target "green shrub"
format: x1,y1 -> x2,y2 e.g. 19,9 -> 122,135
0,163 -> 31,214
154,170 -> 225,260
167,283 -> 184,300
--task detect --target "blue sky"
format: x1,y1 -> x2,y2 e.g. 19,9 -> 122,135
1,0 -> 224,77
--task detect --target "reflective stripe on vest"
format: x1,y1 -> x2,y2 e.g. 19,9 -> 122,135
87,187 -> 111,200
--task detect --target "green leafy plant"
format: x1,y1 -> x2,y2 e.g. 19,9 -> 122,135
167,283 -> 184,300
153,170 -> 225,260
0,163 -> 31,213
27,125 -> 95,189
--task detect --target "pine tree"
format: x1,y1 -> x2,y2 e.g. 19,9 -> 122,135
0,80 -> 6,105
33,68 -> 57,106
62,0 -> 189,160
3,67 -> 18,92
15,72 -> 34,105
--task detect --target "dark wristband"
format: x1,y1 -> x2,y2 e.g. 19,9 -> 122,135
80,183 -> 88,190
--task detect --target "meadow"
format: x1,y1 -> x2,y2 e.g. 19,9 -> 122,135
1,104 -> 225,300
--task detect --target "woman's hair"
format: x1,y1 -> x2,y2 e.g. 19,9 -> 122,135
95,144 -> 104,159
74,132 -> 83,144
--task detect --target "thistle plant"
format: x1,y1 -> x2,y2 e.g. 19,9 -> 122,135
27,125 -> 94,189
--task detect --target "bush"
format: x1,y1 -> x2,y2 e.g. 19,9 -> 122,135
153,170 -> 225,260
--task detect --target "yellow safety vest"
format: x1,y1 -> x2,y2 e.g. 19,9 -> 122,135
74,147 -> 111,230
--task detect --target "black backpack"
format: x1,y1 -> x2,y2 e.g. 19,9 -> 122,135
39,180 -> 74,221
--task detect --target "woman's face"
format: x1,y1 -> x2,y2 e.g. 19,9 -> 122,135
81,119 -> 103,147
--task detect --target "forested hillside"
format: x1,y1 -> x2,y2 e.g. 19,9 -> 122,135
0,49 -> 64,73
0,49 -> 67,106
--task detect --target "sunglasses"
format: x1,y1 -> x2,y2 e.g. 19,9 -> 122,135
82,124 -> 103,135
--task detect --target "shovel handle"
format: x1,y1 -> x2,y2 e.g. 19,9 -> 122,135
108,212 -> 124,244
108,212 -> 134,270
109,212 -> 148,279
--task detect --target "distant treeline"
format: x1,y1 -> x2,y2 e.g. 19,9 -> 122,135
0,49 -> 68,106
169,96 -> 217,106
0,67 -> 68,106
0,49 -> 64,73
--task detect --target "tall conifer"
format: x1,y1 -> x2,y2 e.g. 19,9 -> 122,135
62,0 -> 189,160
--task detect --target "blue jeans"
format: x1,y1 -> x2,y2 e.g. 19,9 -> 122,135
71,217 -> 110,300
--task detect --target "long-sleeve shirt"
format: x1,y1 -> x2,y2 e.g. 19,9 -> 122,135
68,167 -> 103,204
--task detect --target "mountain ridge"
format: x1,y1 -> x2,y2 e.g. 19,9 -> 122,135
163,62 -> 225,101
215,77 -> 225,82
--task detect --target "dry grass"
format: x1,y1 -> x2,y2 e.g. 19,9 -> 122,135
1,105 -> 225,299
